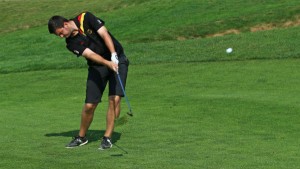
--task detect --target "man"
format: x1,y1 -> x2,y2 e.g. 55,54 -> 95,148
48,11 -> 129,150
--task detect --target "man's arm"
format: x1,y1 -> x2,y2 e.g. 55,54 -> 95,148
97,26 -> 119,64
82,48 -> 118,72
97,26 -> 116,54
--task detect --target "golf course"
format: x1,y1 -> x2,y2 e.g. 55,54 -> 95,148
0,0 -> 299,168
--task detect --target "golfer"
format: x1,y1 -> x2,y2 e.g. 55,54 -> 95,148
48,11 -> 129,149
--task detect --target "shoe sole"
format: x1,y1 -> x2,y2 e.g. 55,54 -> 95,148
65,140 -> 88,148
98,144 -> 113,150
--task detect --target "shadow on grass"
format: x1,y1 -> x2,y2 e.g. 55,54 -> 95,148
45,130 -> 122,144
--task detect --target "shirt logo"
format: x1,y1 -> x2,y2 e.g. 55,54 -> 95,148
87,29 -> 93,35
97,19 -> 102,24
74,50 -> 79,55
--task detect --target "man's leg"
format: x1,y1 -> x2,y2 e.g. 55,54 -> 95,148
79,103 -> 98,137
104,95 -> 121,138
99,96 -> 121,150
66,103 -> 98,148
113,96 -> 121,118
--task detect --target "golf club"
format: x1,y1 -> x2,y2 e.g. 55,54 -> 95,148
116,72 -> 133,116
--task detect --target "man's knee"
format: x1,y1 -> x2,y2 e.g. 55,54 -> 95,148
84,103 -> 98,113
109,96 -> 121,104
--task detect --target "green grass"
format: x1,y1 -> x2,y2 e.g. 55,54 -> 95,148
0,60 -> 299,168
1,26 -> 300,73
1,0 -> 300,41
1,0 -> 300,168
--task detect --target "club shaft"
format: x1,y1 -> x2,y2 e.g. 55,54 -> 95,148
117,72 -> 132,112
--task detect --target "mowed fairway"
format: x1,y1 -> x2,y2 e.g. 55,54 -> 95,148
1,0 -> 300,168
0,59 -> 299,169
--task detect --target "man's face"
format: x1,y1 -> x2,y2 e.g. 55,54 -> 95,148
54,23 -> 71,38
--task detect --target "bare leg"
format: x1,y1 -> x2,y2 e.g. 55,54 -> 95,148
104,95 -> 121,138
114,96 -> 121,118
79,103 -> 98,137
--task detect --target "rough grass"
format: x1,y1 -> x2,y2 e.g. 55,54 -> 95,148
1,0 -> 300,41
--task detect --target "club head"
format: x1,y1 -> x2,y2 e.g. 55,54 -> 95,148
127,111 -> 133,117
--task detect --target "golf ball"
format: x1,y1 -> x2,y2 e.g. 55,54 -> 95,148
226,48 -> 233,53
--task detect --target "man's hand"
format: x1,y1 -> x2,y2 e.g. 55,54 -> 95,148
109,62 -> 119,73
82,48 -> 119,72
111,52 -> 119,64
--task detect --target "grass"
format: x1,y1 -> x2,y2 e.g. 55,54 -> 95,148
0,60 -> 299,168
1,26 -> 300,74
1,0 -> 300,41
1,0 -> 300,168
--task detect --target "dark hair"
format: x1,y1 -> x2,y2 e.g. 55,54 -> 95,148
48,16 -> 68,34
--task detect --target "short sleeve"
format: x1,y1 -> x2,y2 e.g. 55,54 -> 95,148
85,12 -> 105,31
66,42 -> 86,57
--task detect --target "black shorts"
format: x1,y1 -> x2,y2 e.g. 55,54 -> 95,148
85,54 -> 129,103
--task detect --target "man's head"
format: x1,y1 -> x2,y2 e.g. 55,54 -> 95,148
48,16 -> 72,38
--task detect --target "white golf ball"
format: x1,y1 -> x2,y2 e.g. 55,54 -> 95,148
226,48 -> 233,53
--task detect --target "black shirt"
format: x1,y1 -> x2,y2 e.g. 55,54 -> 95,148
66,12 -> 123,66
